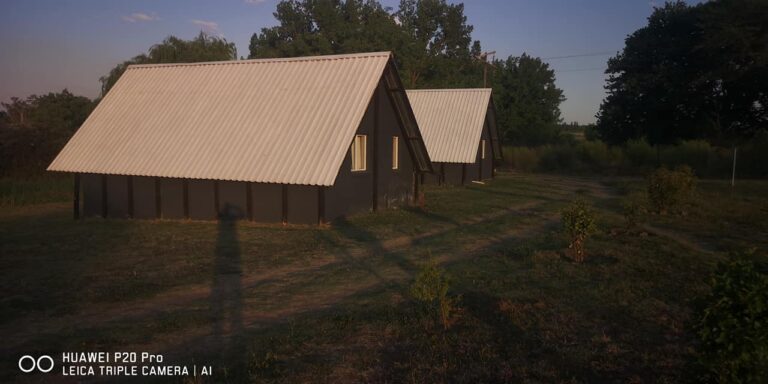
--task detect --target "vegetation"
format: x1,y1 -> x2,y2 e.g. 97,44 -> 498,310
409,258 -> 457,330
621,192 -> 647,228
100,32 -> 237,95
647,166 -> 697,214
491,54 -> 565,145
0,91 -> 94,176
694,257 -> 768,383
503,133 -> 768,178
2,173 -> 766,382
560,199 -> 597,262
248,0 -> 565,147
597,0 -> 768,147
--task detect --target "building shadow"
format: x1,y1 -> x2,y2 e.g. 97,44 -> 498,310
209,204 -> 244,357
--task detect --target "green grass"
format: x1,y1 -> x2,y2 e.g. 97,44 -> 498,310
0,172 -> 765,383
0,174 -> 72,207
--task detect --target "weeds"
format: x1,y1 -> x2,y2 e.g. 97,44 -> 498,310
561,199 -> 597,262
409,258 -> 459,330
647,165 -> 696,214
621,192 -> 647,228
694,256 -> 768,383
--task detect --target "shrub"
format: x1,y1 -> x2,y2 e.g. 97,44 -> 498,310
647,165 -> 696,214
694,258 -> 768,383
505,146 -> 539,172
409,259 -> 458,330
621,192 -> 647,228
539,145 -> 581,173
561,199 -> 597,262
623,139 -> 655,170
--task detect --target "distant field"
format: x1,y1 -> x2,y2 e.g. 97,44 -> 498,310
1,172 -> 766,382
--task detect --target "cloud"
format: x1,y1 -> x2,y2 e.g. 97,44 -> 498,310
122,12 -> 159,23
190,19 -> 222,36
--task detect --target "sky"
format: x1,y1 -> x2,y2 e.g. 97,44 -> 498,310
0,0 -> 698,124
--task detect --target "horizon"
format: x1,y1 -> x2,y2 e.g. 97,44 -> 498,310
0,0 -> 702,124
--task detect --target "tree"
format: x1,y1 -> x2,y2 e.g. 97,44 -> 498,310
492,54 -> 565,146
248,0 -> 481,88
0,90 -> 95,175
100,32 -> 237,96
596,1 -> 768,146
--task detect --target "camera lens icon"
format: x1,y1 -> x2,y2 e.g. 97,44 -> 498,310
18,355 -> 54,373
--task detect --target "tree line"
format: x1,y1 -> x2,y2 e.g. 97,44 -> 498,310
2,0 -> 766,177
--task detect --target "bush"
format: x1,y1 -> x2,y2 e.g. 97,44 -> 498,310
647,165 -> 697,214
694,258 -> 768,383
409,259 -> 458,330
501,137 -> 768,178
623,139 -> 656,170
621,192 -> 647,228
561,199 -> 597,262
505,146 -> 539,172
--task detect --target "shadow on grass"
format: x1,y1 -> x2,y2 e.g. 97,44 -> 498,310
209,205 -> 245,358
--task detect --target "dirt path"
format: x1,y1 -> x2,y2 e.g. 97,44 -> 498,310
113,208 -> 564,363
641,223 -> 718,254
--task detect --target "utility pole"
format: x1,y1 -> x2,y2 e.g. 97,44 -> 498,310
476,51 -> 496,88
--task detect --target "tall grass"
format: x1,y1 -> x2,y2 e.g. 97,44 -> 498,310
0,175 -> 72,207
503,135 -> 768,178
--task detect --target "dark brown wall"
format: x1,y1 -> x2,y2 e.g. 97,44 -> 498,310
218,181 -> 247,219
160,178 -> 184,219
325,80 -> 415,221
287,185 -> 319,225
375,83 -> 415,210
479,118 -> 494,180
82,173 -> 103,217
188,180 -> 216,220
324,83 -> 375,221
106,175 -> 130,218
444,163 -> 464,185
251,183 -> 282,222
132,176 -> 156,219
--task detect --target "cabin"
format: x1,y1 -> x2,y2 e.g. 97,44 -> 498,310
406,89 -> 501,185
48,52 -> 433,224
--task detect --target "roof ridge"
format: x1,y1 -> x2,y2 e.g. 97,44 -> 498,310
127,51 -> 392,70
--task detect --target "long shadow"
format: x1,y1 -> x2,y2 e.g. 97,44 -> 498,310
401,206 -> 461,226
209,204 -> 245,358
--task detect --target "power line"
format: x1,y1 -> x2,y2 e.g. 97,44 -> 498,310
542,51 -> 615,60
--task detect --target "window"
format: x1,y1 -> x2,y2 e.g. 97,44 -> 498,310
351,135 -> 367,171
481,139 -> 487,159
392,136 -> 399,170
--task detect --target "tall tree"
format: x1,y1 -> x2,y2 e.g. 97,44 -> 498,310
596,0 -> 768,146
0,90 -> 95,175
248,0 -> 481,88
100,32 -> 237,96
492,54 -> 565,146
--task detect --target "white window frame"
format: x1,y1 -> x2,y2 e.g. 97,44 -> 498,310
481,139 -> 487,159
351,134 -> 367,172
392,136 -> 399,170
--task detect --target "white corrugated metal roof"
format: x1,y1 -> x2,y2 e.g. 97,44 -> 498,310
406,89 -> 492,163
49,51 -> 421,186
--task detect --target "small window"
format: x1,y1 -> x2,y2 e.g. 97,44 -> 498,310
351,135 -> 367,171
392,136 -> 399,170
481,139 -> 487,159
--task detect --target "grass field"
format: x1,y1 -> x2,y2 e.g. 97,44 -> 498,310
1,172 -> 766,383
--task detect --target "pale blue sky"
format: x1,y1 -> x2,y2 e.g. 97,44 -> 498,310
0,1 -> 700,123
